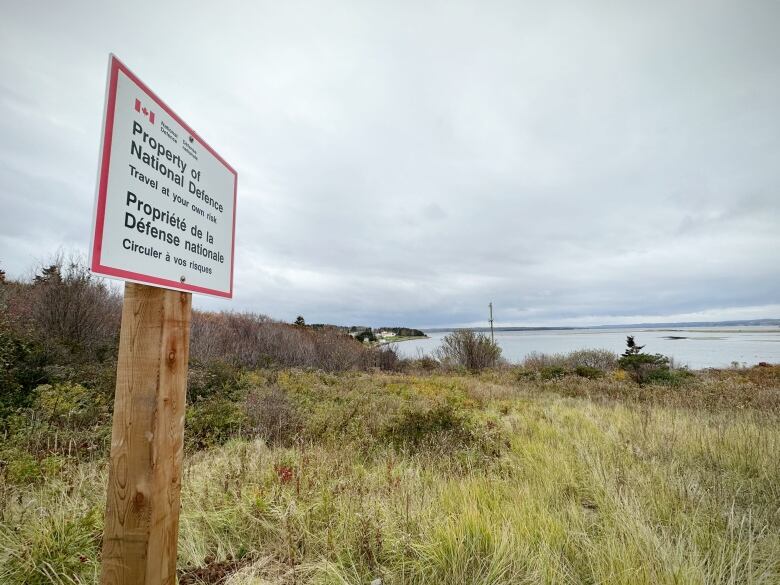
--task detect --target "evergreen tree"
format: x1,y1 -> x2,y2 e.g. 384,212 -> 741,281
34,264 -> 62,284
618,336 -> 670,384
623,335 -> 645,356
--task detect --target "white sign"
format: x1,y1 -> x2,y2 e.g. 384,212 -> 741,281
90,55 -> 237,297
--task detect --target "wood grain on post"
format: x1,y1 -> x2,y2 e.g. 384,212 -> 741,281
101,283 -> 192,585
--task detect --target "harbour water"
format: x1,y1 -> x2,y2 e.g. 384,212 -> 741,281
395,327 -> 780,369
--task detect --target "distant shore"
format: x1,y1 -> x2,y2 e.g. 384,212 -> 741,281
376,335 -> 428,346
423,319 -> 780,333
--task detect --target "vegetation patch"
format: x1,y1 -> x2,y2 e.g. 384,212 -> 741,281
1,261 -> 779,583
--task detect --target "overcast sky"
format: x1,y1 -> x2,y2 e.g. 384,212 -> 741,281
1,1 -> 778,328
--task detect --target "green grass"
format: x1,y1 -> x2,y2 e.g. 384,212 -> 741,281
1,367 -> 779,584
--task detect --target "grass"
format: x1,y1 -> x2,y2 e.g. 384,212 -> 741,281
1,366 -> 779,584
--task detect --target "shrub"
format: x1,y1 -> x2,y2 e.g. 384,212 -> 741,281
189,312 -> 270,366
0,326 -> 48,418
617,336 -> 672,384
41,361 -> 117,406
643,366 -> 695,386
565,349 -> 618,370
190,312 -> 372,372
28,257 -> 120,360
523,349 -> 617,372
514,368 -> 538,381
3,259 -> 408,376
437,330 -> 501,372
244,386 -> 301,446
33,382 -> 95,421
418,355 -> 440,370
372,344 -> 402,371
540,365 -> 567,380
618,353 -> 671,384
185,398 -> 247,450
187,360 -> 245,403
407,351 -> 440,372
382,403 -> 505,458
575,365 -> 603,379
32,382 -> 102,428
385,404 -> 469,448
1,447 -> 40,483
522,351 -> 563,370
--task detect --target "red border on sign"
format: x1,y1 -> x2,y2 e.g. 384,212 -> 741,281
90,54 -> 237,298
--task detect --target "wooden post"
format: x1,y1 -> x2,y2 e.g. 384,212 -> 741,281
100,283 -> 192,585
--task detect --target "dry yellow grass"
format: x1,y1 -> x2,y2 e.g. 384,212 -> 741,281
1,367 -> 779,584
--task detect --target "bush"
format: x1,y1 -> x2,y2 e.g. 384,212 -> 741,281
522,351 -> 561,370
417,355 -> 440,371
0,327 -> 48,417
643,366 -> 695,386
618,353 -> 671,383
190,312 -> 373,372
0,447 -> 40,483
187,360 -> 245,403
514,368 -> 538,381
437,330 -> 501,372
407,351 -> 440,372
3,258 -> 405,377
383,403 -> 504,457
523,349 -> 617,372
28,257 -> 120,361
244,386 -> 301,446
32,382 -> 103,428
565,349 -> 618,370
385,404 -> 469,447
41,361 -> 117,406
185,398 -> 246,450
0,444 -> 68,484
617,335 -> 672,385
373,344 -> 402,371
575,365 -> 603,379
540,366 -> 567,380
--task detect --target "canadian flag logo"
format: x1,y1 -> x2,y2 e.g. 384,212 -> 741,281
134,98 -> 155,124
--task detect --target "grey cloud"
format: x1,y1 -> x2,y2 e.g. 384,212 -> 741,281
1,0 -> 779,327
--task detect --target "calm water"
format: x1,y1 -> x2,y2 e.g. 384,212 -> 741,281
396,327 -> 780,369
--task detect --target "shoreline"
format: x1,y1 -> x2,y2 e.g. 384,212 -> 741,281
375,335 -> 429,346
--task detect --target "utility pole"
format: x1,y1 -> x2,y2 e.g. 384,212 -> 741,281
489,302 -> 494,343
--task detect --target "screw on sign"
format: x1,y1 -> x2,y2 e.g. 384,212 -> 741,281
91,54 -> 237,585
